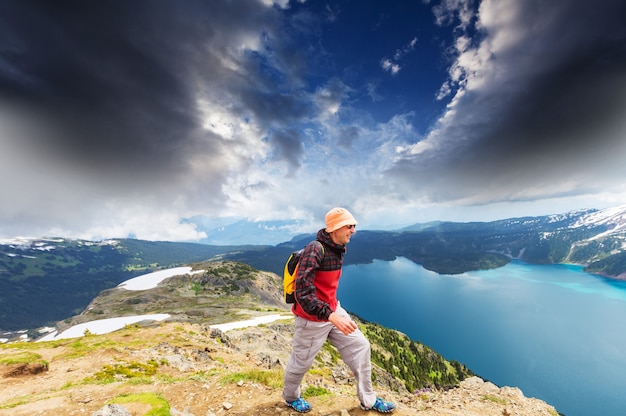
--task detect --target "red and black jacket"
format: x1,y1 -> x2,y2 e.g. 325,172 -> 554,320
293,229 -> 346,321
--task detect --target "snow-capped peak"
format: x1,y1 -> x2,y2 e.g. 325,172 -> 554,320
572,204 -> 626,228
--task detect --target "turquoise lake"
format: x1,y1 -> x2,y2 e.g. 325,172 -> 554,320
337,258 -> 626,416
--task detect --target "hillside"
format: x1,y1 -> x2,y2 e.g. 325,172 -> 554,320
0,320 -> 559,416
0,261 -> 561,415
0,239 -> 253,332
60,260 -> 287,332
49,260 -> 474,394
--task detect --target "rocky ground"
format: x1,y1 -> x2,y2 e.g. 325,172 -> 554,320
0,319 -> 560,416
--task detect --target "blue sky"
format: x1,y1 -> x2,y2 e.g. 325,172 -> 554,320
1,0 -> 625,241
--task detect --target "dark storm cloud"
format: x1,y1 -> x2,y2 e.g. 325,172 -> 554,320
0,0 -> 316,238
478,0 -> 626,158
1,1 -> 198,174
0,0 -> 302,181
390,0 -> 626,204
479,46 -> 626,163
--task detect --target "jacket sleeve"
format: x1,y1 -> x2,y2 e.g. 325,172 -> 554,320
294,241 -> 332,320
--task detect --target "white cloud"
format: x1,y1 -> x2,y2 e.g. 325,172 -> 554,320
381,58 -> 401,75
381,37 -> 418,75
433,0 -> 474,30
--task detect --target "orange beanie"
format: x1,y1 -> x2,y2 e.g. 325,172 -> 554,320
325,207 -> 358,232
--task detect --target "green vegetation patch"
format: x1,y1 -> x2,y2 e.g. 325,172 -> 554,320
302,385 -> 332,398
0,394 -> 37,410
586,251 -> 626,276
108,392 -> 170,416
219,368 -> 283,389
0,351 -> 48,368
48,326 -> 180,361
52,337 -> 120,360
482,394 -> 508,405
86,359 -> 160,384
364,321 -> 474,392
189,368 -> 223,382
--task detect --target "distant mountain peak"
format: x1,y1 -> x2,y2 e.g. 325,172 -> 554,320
569,205 -> 626,242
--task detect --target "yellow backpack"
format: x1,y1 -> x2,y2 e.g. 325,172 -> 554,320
283,240 -> 324,304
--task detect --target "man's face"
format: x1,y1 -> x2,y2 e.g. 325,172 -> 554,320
330,224 -> 356,245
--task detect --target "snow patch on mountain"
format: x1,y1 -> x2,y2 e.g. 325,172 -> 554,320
117,267 -> 204,291
573,204 -> 626,226
570,204 -> 626,240
37,314 -> 171,341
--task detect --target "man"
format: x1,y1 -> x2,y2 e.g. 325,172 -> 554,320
283,207 -> 396,413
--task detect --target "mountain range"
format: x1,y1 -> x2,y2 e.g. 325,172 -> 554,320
228,204 -> 626,277
1,204 -> 625,334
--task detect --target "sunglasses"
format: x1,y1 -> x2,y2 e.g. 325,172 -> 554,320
346,224 -> 356,229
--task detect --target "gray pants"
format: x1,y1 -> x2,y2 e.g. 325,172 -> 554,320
282,304 -> 377,408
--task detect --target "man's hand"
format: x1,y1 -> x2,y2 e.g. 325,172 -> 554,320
328,312 -> 358,335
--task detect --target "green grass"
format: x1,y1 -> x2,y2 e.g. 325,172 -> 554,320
309,367 -> 331,377
51,337 -> 119,360
0,339 -> 65,351
189,368 -> 223,382
219,368 -> 283,388
86,360 -> 160,384
302,385 -> 332,398
108,392 -> 170,416
0,351 -> 48,368
0,396 -> 35,410
482,394 -> 508,405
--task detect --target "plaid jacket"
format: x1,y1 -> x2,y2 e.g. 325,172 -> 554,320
294,229 -> 346,321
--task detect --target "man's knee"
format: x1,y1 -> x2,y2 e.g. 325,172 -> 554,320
333,332 -> 371,358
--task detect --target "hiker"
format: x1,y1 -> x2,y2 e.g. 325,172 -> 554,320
283,207 -> 396,413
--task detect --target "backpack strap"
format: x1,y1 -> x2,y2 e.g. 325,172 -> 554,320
311,239 -> 324,262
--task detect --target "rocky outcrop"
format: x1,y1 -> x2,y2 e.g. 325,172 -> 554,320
416,376 -> 559,416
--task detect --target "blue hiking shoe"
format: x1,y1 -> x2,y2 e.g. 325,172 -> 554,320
360,397 -> 396,413
286,397 -> 312,413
